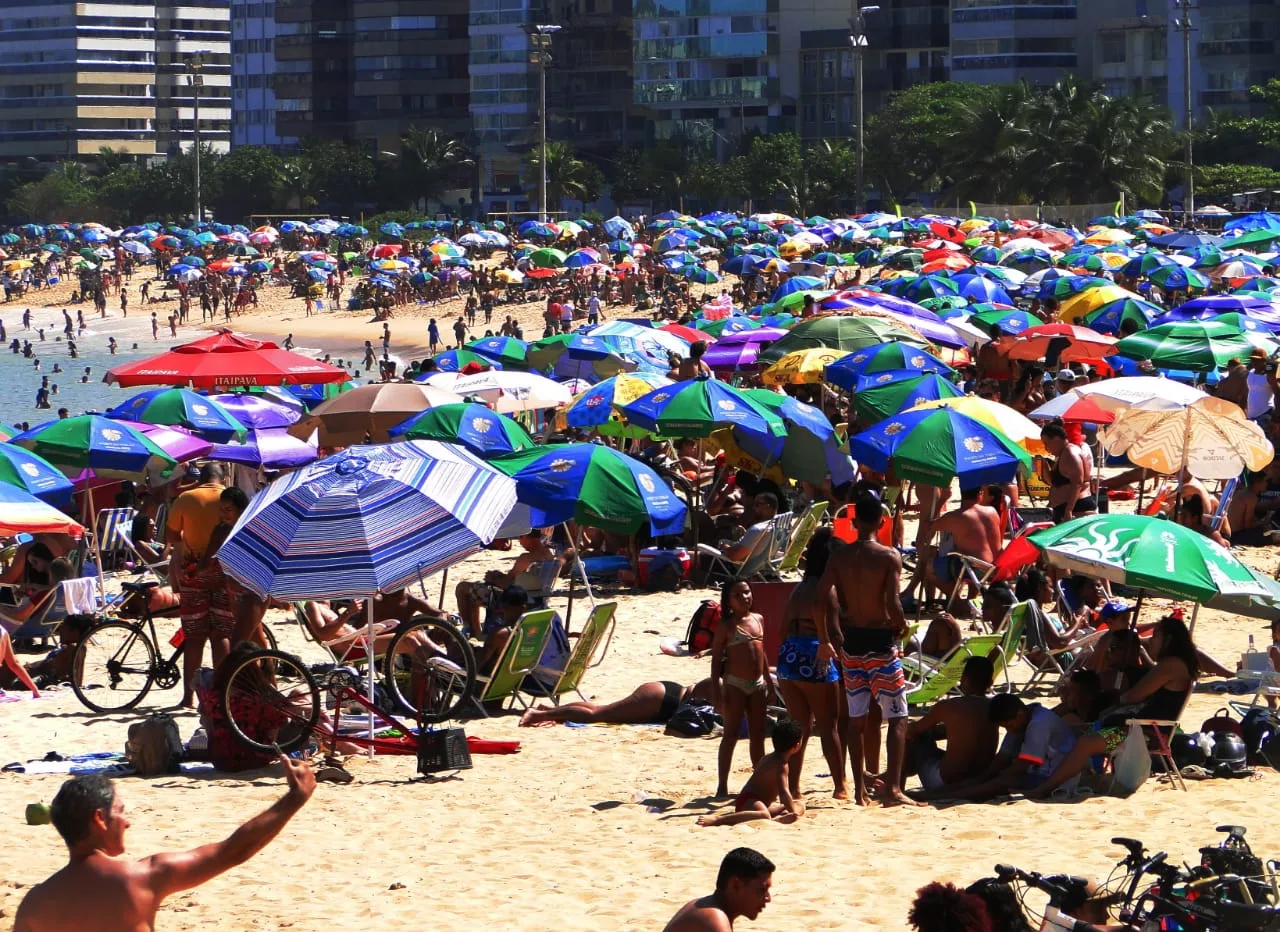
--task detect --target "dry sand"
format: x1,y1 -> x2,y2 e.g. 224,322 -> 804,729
2,270 -> 1279,930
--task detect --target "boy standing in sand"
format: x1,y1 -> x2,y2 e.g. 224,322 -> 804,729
698,720 -> 804,827
663,848 -> 774,931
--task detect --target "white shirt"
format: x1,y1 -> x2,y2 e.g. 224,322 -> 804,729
1247,370 -> 1274,420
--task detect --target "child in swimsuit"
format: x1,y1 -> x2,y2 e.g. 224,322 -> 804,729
698,719 -> 804,827
711,580 -> 773,797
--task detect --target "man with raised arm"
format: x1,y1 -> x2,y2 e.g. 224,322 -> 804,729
15,754 -> 315,931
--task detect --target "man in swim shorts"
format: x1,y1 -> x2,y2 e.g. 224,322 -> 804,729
817,494 -> 921,807
907,657 -> 998,796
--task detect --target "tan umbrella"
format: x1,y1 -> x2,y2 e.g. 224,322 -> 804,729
1100,395 -> 1274,480
289,383 -> 463,447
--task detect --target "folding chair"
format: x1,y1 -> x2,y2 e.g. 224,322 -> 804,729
1239,650 -> 1280,708
1023,600 -> 1107,690
775,502 -> 827,576
697,518 -> 780,586
1210,476 -> 1238,534
94,507 -> 137,572
470,608 -> 556,715
1128,688 -> 1193,793
903,633 -> 1004,705
4,585 -> 70,648
529,602 -> 617,704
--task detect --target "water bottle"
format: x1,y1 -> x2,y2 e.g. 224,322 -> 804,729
1250,634 -> 1257,653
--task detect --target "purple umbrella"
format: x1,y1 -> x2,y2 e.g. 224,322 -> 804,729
828,293 -> 967,348
210,428 -> 318,469
210,392 -> 302,430
118,421 -> 214,462
704,342 -> 763,370
715,327 -> 790,345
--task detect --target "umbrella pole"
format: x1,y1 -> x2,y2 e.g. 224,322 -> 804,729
365,596 -> 376,759
1137,469 -> 1147,513
1188,602 -> 1200,638
438,567 -> 449,608
86,485 -> 106,609
561,521 -> 594,633
1173,407 -> 1192,521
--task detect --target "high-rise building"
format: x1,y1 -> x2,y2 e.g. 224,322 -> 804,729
545,0 -> 636,154
231,0 -> 292,148
1171,0 -> 1279,121
1083,2 -> 1170,106
469,0 -> 537,205
0,1 -> 230,162
949,0 -> 1080,86
271,0 -> 470,154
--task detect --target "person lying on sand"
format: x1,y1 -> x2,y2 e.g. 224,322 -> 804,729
905,656 -> 998,795
662,847 -> 774,932
518,677 -> 715,726
14,755 -> 314,932
698,720 -> 803,827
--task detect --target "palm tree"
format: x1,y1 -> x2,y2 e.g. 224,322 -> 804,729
525,140 -> 599,208
277,155 -> 315,210
1045,93 -> 1175,203
940,82 -> 1036,202
397,126 -> 473,207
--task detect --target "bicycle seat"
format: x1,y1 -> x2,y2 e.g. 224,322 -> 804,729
121,580 -> 159,593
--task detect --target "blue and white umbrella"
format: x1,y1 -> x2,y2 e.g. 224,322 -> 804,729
219,440 -> 517,602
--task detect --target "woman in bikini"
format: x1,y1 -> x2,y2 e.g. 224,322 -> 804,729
775,528 -> 848,799
711,579 -> 772,797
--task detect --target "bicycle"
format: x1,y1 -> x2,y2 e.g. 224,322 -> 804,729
981,864 -> 1109,931
71,580 -> 276,714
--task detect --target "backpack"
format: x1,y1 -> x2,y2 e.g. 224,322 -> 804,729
125,713 -> 183,776
664,699 -> 723,738
683,600 -> 722,655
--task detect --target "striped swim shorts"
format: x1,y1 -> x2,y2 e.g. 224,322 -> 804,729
842,649 -> 908,719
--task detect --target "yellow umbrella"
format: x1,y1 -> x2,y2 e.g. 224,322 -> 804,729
762,347 -> 852,386
1057,285 -> 1144,323
1083,228 -> 1134,245
708,430 -> 786,483
494,268 -> 524,283
912,395 -> 1047,455
4,259 -> 32,272
778,239 -> 813,258
959,218 -> 991,233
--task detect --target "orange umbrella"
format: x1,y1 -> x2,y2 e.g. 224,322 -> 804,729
997,323 -> 1118,362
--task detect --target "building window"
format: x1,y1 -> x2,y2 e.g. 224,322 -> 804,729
1100,33 -> 1126,64
1149,30 -> 1167,61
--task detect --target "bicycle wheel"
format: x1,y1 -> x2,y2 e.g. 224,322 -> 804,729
71,621 -> 158,713
221,649 -> 320,755
383,615 -> 477,723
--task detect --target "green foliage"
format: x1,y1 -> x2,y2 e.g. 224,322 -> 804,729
6,167 -> 95,223
1195,164 -> 1280,201
526,140 -> 603,207
393,127 -> 474,208
209,145 -> 285,219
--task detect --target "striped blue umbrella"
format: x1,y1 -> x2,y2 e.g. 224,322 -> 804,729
217,440 -> 518,601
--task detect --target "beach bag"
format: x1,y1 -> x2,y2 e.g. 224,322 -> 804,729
684,600 -> 721,654
1200,708 -> 1243,738
1110,721 -> 1152,795
521,614 -> 570,695
125,713 -> 183,776
664,699 -> 722,738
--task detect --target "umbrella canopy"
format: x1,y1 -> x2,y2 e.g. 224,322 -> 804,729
491,443 -> 686,536
761,347 -> 851,385
104,329 -> 349,389
106,387 -> 246,442
0,484 -> 83,538
466,336 -> 528,368
715,390 -> 856,486
290,382 -> 464,446
757,315 -> 929,364
563,372 -> 672,437
849,370 -> 964,421
209,429 -> 319,469
1026,514 -> 1269,604
912,395 -> 1047,454
621,378 -> 786,439
209,392 -> 301,430
388,403 -> 536,457
1073,376 -> 1207,410
217,441 -> 517,600
1101,396 -> 1274,480
1027,391 -> 1117,425
825,344 -> 954,390
1082,297 -> 1161,335
997,323 -> 1118,363
420,370 -> 572,413
12,416 -> 177,480
1115,320 -> 1272,372
525,333 -> 632,376
0,442 -> 74,504
849,407 -> 1033,487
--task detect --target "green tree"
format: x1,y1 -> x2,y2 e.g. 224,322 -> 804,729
940,81 -> 1038,202
7,165 -> 95,222
526,140 -> 602,208
739,133 -> 803,207
298,138 -> 377,213
210,145 -> 286,220
1195,164 -> 1280,202
395,126 -> 473,209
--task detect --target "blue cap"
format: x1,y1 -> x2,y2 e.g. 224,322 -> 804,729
1099,600 -> 1132,620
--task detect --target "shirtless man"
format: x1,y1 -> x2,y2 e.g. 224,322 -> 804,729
816,494 -> 921,806
907,656 -> 998,796
15,755 -> 315,932
921,486 -> 1002,610
663,847 -> 774,932
1041,422 -> 1095,523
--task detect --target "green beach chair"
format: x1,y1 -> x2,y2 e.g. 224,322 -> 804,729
470,608 -> 556,715
775,502 -> 827,576
990,601 -> 1031,692
905,633 -> 1004,706
529,601 -> 618,704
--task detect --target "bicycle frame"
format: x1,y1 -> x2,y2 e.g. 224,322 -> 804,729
313,679 -> 419,757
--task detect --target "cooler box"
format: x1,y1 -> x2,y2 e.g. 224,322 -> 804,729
636,547 -> 692,586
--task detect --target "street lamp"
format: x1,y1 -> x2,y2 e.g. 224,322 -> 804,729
1174,1 -> 1195,225
849,4 -> 879,217
185,51 -> 208,224
524,23 -> 561,223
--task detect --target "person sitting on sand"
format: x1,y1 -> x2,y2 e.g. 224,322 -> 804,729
0,613 -> 94,691
519,677 -> 715,727
0,556 -> 73,635
662,847 -> 774,932
13,754 -> 314,932
906,656 -> 998,795
698,720 -> 804,827
908,882 -> 993,932
711,580 -> 772,797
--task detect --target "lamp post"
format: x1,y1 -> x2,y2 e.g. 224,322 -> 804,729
186,51 -> 207,224
524,23 -> 561,223
849,4 -> 879,216
1174,0 -> 1195,225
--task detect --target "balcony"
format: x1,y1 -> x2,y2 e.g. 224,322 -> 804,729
1198,39 -> 1276,58
634,76 -> 776,106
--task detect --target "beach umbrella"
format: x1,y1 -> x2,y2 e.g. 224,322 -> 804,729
387,403 -> 536,457
849,370 -> 964,420
913,395 -> 1046,454
0,443 -> 74,505
1176,294 -> 1277,317
714,390 -> 855,486
0,484 -> 83,538
824,344 -> 954,389
106,421 -> 214,466
563,372 -> 672,437
967,307 -> 1037,337
1101,395 -> 1273,480
208,393 -> 301,430
1082,297 -> 1161,335
106,387 -> 246,443
621,378 -> 786,439
0,423 -> 19,442
1115,320 -> 1273,372
1072,376 -> 1207,411
761,347 -> 851,385
429,348 -> 503,373
1148,265 -> 1212,291
997,323 -> 1118,363
696,316 -> 760,339
209,429 -> 319,469
659,324 -> 707,344
104,329 -> 349,389
466,336 -> 528,368
1027,391 -> 1117,425
491,443 -> 686,537
524,334 -> 631,378
757,315 -> 929,364
12,416 -> 176,480
528,247 -> 567,269
1057,285 -> 1143,323
849,406 -> 1032,487
1024,515 -> 1269,607
419,370 -> 572,413
290,382 -> 464,446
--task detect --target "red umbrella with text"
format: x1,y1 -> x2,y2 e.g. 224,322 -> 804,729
104,329 -> 349,390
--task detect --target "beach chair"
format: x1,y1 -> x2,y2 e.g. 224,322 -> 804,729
904,633 -> 1004,706
1127,687 -> 1193,792
1210,476 -> 1238,534
4,584 -> 72,647
1022,600 -> 1106,690
696,517 -> 781,586
775,502 -> 827,576
470,608 -> 556,715
94,508 -> 137,572
528,602 -> 618,704
989,601 -> 1032,691
1239,650 -> 1280,708
292,601 -> 384,669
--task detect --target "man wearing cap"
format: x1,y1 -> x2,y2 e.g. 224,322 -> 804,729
1246,348 -> 1276,427
1054,368 -> 1076,397
167,463 -> 227,708
1086,600 -> 1134,673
